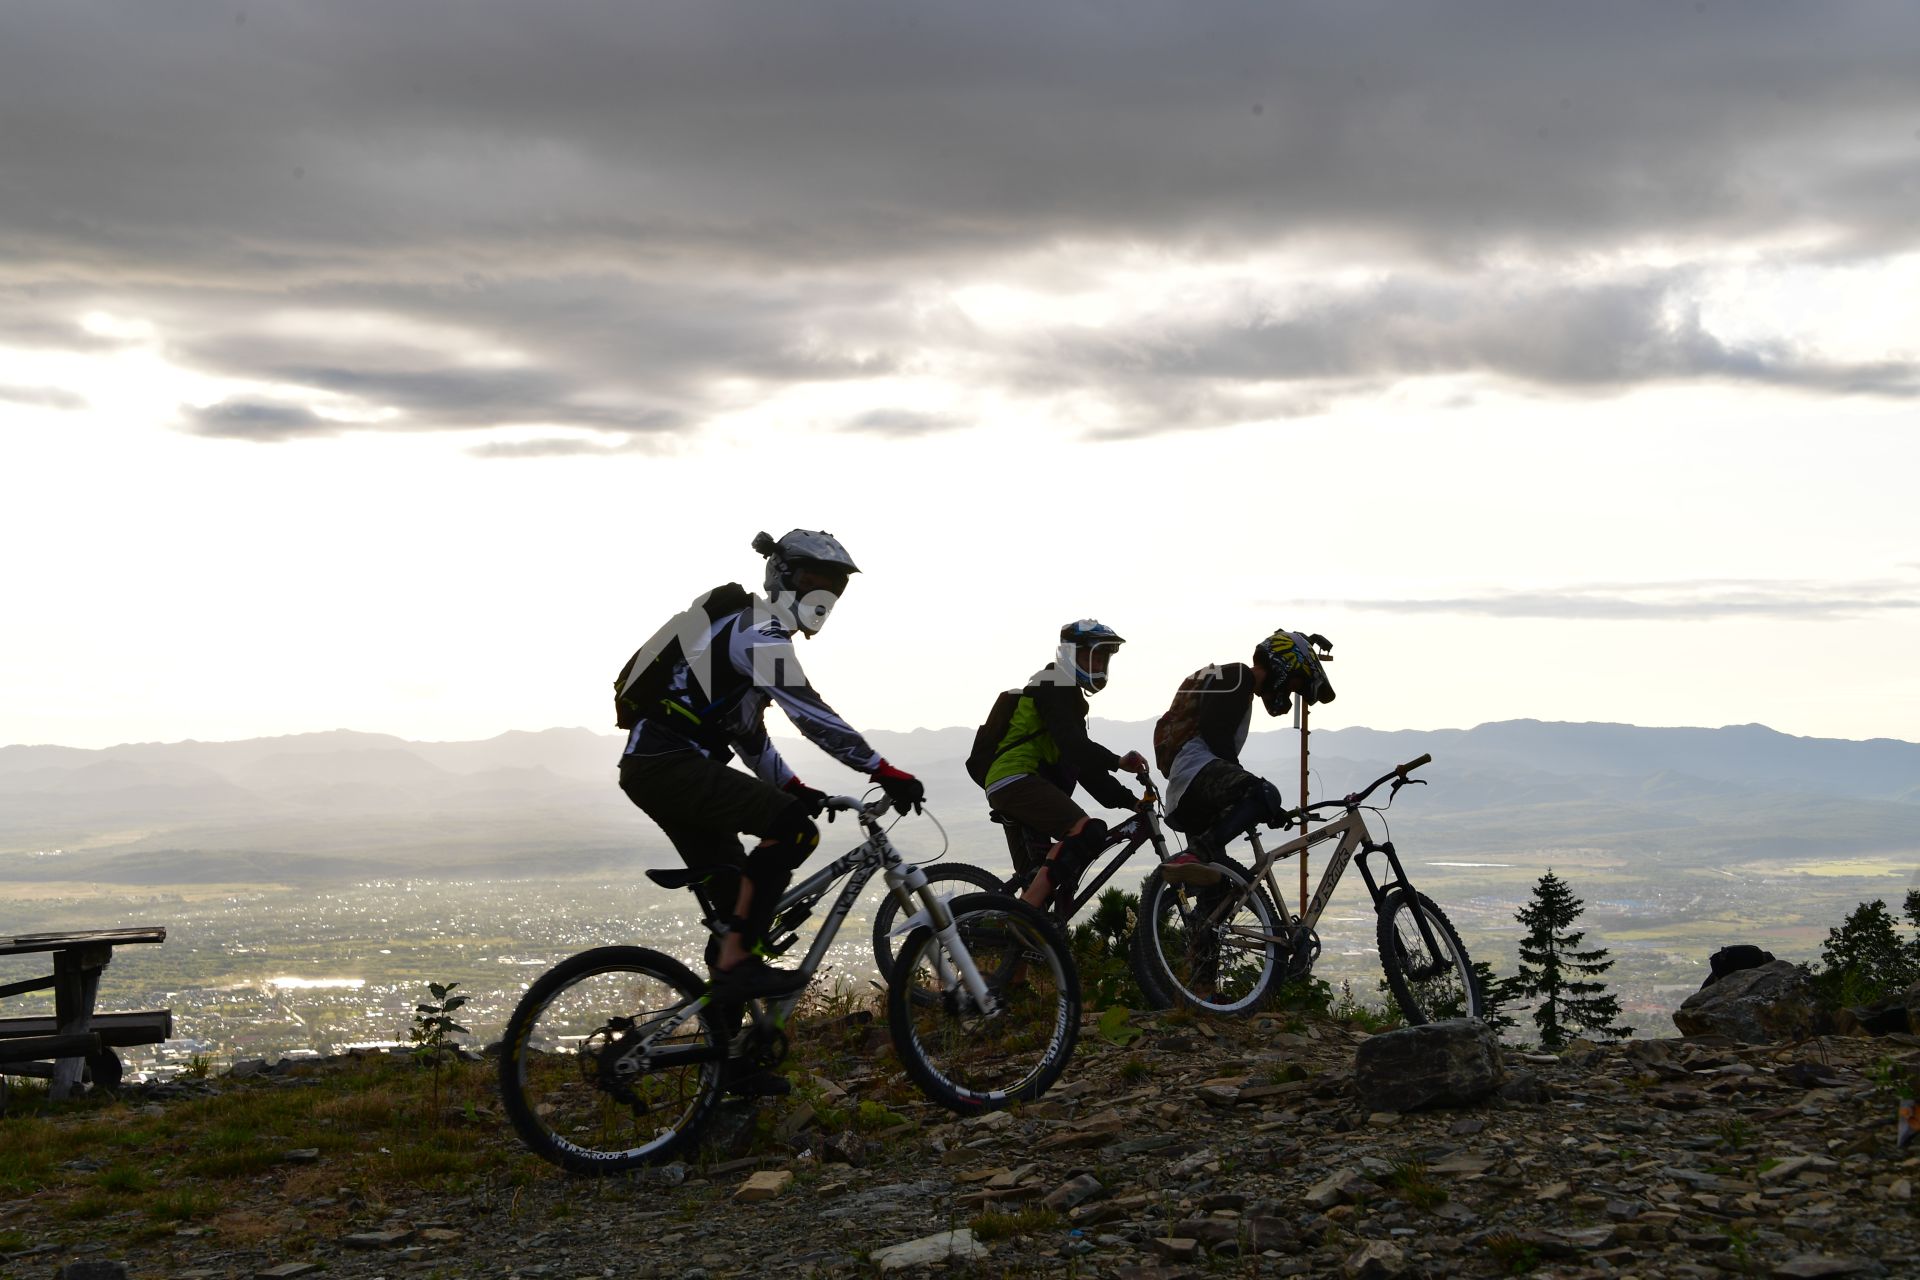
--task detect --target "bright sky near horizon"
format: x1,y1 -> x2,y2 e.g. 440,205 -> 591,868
3,3 -> 1917,752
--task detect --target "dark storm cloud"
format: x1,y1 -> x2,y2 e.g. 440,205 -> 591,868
184,399 -> 339,441
1301,577 -> 1920,621
2,1 -> 1917,442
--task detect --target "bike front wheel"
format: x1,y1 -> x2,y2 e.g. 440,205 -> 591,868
888,893 -> 1080,1114
1130,856 -> 1284,1017
499,945 -> 725,1174
870,861 -> 1007,980
1376,889 -> 1481,1025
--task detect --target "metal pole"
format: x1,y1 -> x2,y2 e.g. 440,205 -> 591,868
1298,701 -> 1310,918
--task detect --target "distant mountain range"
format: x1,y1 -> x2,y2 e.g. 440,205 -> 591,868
0,720 -> 1913,884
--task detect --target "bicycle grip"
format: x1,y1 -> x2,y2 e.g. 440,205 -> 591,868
1397,753 -> 1432,774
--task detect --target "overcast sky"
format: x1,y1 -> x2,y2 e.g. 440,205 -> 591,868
3,1 -> 1917,754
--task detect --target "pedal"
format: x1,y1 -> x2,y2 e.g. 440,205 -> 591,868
1160,858 -> 1223,887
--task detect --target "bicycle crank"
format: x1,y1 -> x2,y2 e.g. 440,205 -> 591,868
1281,921 -> 1321,981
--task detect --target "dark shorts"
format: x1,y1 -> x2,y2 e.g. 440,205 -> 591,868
986,773 -> 1087,853
1168,759 -> 1270,834
619,750 -> 795,871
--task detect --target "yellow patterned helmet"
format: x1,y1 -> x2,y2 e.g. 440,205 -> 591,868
1254,630 -> 1335,715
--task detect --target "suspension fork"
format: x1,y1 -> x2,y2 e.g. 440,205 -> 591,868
1355,838 -> 1446,957
882,852 -> 993,1009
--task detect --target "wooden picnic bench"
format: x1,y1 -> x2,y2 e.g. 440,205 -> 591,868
0,928 -> 170,1100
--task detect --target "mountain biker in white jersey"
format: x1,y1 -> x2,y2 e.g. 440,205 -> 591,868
618,530 -> 926,1007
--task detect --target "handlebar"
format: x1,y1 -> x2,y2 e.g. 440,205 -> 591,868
1298,752 -> 1432,817
823,795 -> 899,822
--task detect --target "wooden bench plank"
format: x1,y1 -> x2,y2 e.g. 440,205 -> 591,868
0,1010 -> 173,1047
0,928 -> 167,956
0,1032 -> 103,1064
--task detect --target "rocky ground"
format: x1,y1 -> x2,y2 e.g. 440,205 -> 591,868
7,1007 -> 1918,1280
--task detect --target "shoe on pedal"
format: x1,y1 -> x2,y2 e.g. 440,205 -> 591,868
708,956 -> 807,1001
721,1061 -> 793,1098
1160,852 -> 1223,886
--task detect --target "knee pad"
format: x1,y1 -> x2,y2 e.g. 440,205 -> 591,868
753,801 -> 820,877
1056,818 -> 1109,877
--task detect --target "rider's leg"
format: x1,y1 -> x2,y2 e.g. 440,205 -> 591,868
1023,818 -> 1084,908
1181,763 -> 1283,860
985,774 -> 1088,909
720,800 -> 819,972
619,749 -> 814,998
1031,818 -> 1109,907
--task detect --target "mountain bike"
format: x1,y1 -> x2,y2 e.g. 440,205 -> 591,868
870,771 -> 1178,978
1129,754 -> 1483,1024
499,795 -> 1080,1174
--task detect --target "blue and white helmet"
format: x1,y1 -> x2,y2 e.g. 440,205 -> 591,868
1058,619 -> 1126,694
753,529 -> 860,635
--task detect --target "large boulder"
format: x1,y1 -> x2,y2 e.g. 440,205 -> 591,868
1353,1018 -> 1505,1112
1702,944 -> 1777,988
1672,959 -> 1817,1043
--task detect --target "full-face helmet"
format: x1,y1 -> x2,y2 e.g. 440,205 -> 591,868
752,529 -> 860,635
1253,629 -> 1335,716
1058,618 -> 1126,694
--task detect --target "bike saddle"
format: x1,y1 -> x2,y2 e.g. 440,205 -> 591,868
644,867 -> 709,890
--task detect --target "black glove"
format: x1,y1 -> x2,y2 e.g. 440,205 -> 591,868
1260,779 -> 1289,829
870,760 -> 925,814
783,778 -> 828,819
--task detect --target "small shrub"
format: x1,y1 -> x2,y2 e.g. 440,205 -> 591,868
1484,1230 -> 1542,1274
1069,889 -> 1148,1008
411,980 -> 470,1122
96,1164 -> 152,1195
1117,1057 -> 1151,1084
969,1207 -> 1064,1240
1384,1159 -> 1445,1211
146,1188 -> 222,1223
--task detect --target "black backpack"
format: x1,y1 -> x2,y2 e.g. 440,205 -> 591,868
965,687 -> 1047,787
613,583 -> 753,730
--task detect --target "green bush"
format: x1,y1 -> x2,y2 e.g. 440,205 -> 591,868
1069,888 -> 1148,1008
1814,895 -> 1920,1008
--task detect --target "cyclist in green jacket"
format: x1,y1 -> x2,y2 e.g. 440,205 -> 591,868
980,620 -> 1148,908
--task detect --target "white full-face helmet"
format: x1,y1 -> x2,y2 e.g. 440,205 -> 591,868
752,529 -> 860,634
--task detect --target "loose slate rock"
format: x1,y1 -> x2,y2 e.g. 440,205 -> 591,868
734,1169 -> 794,1202
870,1229 -> 988,1272
1771,1257 -> 1884,1278
1345,1240 -> 1407,1278
1353,1018 -> 1504,1112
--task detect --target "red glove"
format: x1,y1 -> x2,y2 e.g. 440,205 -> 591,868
869,760 -> 925,814
783,777 -> 827,818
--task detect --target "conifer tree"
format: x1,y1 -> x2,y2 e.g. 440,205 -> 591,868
1508,869 -> 1632,1047
1815,897 -> 1920,1007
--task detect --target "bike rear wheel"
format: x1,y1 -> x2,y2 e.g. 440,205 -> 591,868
499,945 -> 724,1174
1376,889 -> 1480,1025
870,861 -> 1007,980
1130,856 -> 1284,1017
888,893 -> 1080,1114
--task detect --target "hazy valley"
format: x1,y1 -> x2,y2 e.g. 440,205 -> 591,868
2,719 -> 1914,1074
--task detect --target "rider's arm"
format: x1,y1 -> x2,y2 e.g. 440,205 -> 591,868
727,617 -> 884,774
1031,683 -> 1136,810
730,710 -> 798,787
